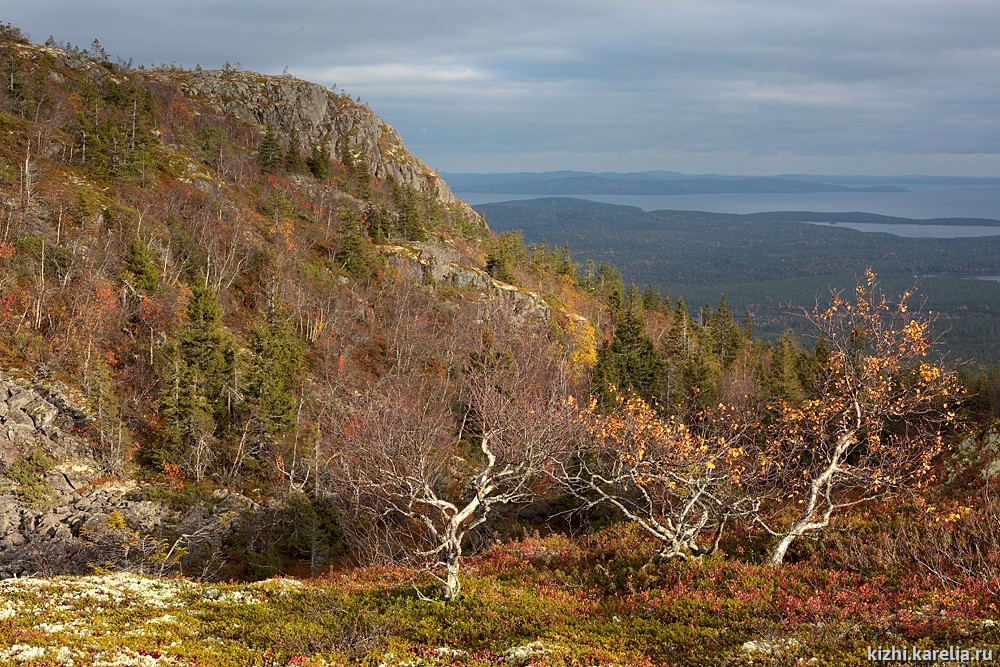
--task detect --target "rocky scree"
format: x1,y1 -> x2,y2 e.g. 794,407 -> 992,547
0,373 -> 256,579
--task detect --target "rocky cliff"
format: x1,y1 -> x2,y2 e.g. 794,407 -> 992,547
177,69 -> 456,205
380,242 -> 551,323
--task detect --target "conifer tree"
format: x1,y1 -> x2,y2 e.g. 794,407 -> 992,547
485,240 -> 515,283
708,295 -> 744,366
283,128 -> 307,174
156,283 -> 235,477
593,305 -> 663,408
306,143 -> 332,179
123,237 -> 159,294
257,124 -> 281,175
243,307 -> 303,446
768,330 -> 804,403
336,220 -> 375,281
395,185 -> 426,241
159,355 -> 217,479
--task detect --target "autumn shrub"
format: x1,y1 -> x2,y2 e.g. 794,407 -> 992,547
829,487 -> 1000,607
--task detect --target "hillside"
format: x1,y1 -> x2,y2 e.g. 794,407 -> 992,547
0,28 -> 602,579
2,27 -> 1000,667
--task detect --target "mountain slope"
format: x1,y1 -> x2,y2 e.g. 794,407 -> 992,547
0,31 -> 600,578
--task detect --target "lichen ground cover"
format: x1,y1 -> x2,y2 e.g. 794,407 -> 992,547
1,533 -> 999,666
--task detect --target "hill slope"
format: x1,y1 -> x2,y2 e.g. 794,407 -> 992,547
0,31 -> 599,578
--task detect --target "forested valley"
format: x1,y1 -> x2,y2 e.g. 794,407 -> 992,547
479,197 -> 1000,366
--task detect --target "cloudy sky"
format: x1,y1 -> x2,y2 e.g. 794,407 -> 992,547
6,1 -> 1000,175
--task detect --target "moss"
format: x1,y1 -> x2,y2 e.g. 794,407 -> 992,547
5,449 -> 56,507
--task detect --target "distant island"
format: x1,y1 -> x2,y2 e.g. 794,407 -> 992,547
444,170 -> 907,195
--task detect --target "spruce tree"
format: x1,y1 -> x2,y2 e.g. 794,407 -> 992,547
123,237 -> 159,294
306,143 -> 332,179
336,221 -> 375,281
156,283 -> 234,476
257,124 -> 281,174
243,308 -> 303,444
592,305 -> 663,408
768,331 -> 804,403
159,355 -> 217,475
177,283 -> 235,430
284,128 -> 307,174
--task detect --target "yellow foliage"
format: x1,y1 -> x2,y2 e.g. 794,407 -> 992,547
566,315 -> 597,380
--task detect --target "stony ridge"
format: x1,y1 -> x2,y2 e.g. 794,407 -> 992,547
177,69 -> 457,205
380,242 -> 551,322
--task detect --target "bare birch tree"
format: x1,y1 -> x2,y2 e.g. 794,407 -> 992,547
332,314 -> 575,601
557,390 -> 756,563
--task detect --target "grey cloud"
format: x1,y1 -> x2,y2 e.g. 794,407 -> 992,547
4,0 -> 1000,174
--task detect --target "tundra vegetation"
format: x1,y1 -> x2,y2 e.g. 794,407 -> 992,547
0,25 -> 998,665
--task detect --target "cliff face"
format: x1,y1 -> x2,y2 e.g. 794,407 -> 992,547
177,70 -> 456,204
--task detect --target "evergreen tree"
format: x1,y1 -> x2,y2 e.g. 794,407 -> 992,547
557,241 -> 575,277
592,305 -> 663,408
707,295 -> 744,367
395,185 -> 426,241
257,124 -> 282,174
336,220 -> 375,281
485,241 -> 515,283
283,128 -> 307,174
123,237 -> 159,294
741,309 -> 755,339
673,298 -> 694,356
801,336 -> 831,395
641,285 -> 660,312
238,307 -> 303,470
682,346 -> 720,406
597,262 -> 625,314
306,143 -> 333,179
159,355 -> 217,477
156,283 -> 234,477
178,283 -> 235,428
364,205 -> 394,242
768,330 -> 804,403
578,259 -> 597,292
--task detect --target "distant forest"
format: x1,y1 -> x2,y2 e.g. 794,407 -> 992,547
477,197 -> 1000,365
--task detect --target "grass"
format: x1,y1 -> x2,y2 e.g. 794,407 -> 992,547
1,524 -> 998,666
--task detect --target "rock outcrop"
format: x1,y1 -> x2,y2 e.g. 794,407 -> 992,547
380,242 -> 551,323
0,375 -> 88,468
178,70 -> 456,205
0,374 -> 255,579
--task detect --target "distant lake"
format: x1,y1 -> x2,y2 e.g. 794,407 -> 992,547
927,274 -> 1000,282
803,222 -> 1000,238
459,183 -> 1000,225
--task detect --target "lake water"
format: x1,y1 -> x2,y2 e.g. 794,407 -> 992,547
802,222 -> 1000,238
459,183 -> 1000,230
927,274 -> 1000,282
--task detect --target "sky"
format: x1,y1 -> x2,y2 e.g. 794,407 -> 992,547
5,1 -> 1000,176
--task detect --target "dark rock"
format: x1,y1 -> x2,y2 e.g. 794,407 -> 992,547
3,408 -> 33,429
7,390 -> 33,412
